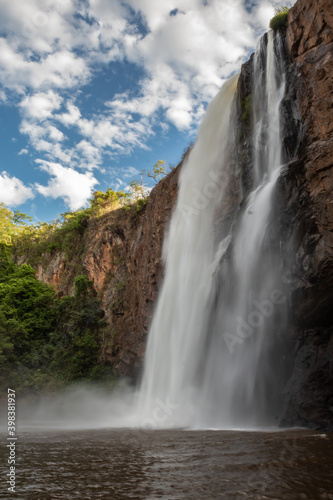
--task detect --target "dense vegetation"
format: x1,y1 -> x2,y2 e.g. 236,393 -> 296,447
269,6 -> 289,31
0,244 -> 108,394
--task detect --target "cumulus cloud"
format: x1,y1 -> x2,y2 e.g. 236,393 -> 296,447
19,120 -> 71,163
0,171 -> 34,206
76,140 -> 102,169
122,166 -> 140,179
0,38 -> 90,92
0,0 -> 294,210
19,91 -> 63,120
35,161 -> 98,210
58,103 -> 81,127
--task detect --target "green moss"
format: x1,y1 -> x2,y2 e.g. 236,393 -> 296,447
241,95 -> 251,125
269,7 -> 289,31
115,280 -> 126,291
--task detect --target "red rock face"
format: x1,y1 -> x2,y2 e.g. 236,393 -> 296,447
285,0 -> 333,326
35,165 -> 180,378
287,0 -> 333,57
106,165 -> 180,377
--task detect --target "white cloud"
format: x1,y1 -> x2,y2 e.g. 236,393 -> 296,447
20,119 -> 71,164
0,38 -> 90,92
122,166 -> 140,179
255,3 -> 276,29
35,161 -> 98,210
19,90 -> 62,120
58,102 -> 81,126
0,171 -> 34,205
76,140 -> 102,169
48,125 -> 65,142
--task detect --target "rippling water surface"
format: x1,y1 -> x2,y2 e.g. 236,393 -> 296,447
1,428 -> 333,499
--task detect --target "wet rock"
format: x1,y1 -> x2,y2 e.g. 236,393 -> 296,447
279,0 -> 333,429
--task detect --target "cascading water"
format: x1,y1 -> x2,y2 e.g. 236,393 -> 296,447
135,30 -> 288,429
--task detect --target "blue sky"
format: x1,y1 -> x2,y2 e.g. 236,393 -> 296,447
0,0 -> 292,223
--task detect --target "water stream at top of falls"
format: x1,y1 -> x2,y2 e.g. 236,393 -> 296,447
134,30 -> 288,430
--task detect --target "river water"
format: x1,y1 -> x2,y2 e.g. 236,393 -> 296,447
1,428 -> 333,499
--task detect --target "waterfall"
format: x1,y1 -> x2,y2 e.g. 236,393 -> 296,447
134,30 -> 287,429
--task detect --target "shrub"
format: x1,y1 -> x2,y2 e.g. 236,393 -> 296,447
0,203 -> 32,245
269,7 -> 289,31
136,197 -> 148,213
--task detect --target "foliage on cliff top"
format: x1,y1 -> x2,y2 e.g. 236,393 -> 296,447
269,6 -> 289,31
142,160 -> 168,184
89,188 -> 131,213
6,160 -> 170,266
9,187 -> 141,265
0,203 -> 32,245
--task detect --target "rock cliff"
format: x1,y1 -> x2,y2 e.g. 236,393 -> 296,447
280,0 -> 333,429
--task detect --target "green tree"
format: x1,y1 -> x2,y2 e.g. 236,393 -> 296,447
0,308 -> 13,362
142,160 -> 168,184
0,248 -> 107,391
129,179 -> 148,201
89,188 -> 131,212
